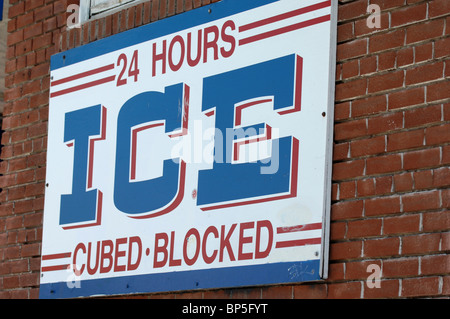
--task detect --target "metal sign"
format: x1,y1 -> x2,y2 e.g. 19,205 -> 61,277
40,0 -> 337,298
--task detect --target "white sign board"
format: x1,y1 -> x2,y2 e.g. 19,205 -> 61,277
40,0 -> 337,298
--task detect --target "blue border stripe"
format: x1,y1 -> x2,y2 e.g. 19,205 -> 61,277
50,0 -> 278,71
39,260 -> 320,299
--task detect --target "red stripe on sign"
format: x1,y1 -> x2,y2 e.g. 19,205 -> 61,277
239,14 -> 331,46
239,0 -> 331,32
277,222 -> 322,234
41,264 -> 70,272
275,237 -> 321,249
51,64 -> 115,86
50,75 -> 116,98
235,98 -> 272,126
42,252 -> 71,260
205,110 -> 215,117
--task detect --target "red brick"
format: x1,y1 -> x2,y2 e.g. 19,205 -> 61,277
21,243 -> 41,258
151,0 -> 160,21
359,55 -> 377,75
443,276 -> 450,295
378,51 -> 396,71
383,257 -> 419,278
229,288 -> 261,299
331,200 -> 364,220
369,29 -> 405,53
293,284 -> 327,299
32,33 -> 52,51
261,286 -> 292,299
428,81 -> 450,102
387,129 -> 424,152
428,0 -> 450,18
332,159 -> 365,181
24,22 -> 43,40
6,215 -> 23,230
333,142 -> 349,161
445,60 -> 450,78
8,2 -> 25,19
405,61 -> 444,85
337,22 -> 354,43
388,87 -> 425,110
334,119 -> 367,141
338,0 -> 367,22
7,29 -> 24,46
435,37 -> 450,58
330,241 -> 363,260
352,95 -> 387,117
406,19 -> 445,44
404,104 -> 442,128
17,12 -> 34,29
364,279 -> 399,298
3,276 -> 20,290
396,46 -> 414,67
370,0 -> 404,11
334,102 -> 351,121
25,0 -> 45,12
357,178 -> 375,197
391,3 -> 427,27
364,237 -> 400,258
19,273 -> 39,288
421,254 -> 450,275
368,70 -> 404,93
374,176 -> 392,195
330,221 -> 346,240
442,231 -> 450,250
347,218 -> 382,238
426,124 -> 450,146
335,78 -> 367,101
350,136 -> 385,158
403,148 -> 441,170
433,167 -> 450,187
342,59 -> 359,79
414,42 -> 433,63
328,282 -> 361,299
423,214 -> 446,241
338,181 -> 356,200
413,170 -> 433,190
402,190 -> 441,213
365,196 -> 401,216
366,154 -> 402,175
337,38 -> 368,61
384,214 -> 421,235
402,277 -> 440,297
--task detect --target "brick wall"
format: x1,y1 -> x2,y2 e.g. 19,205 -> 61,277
0,0 -> 448,299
